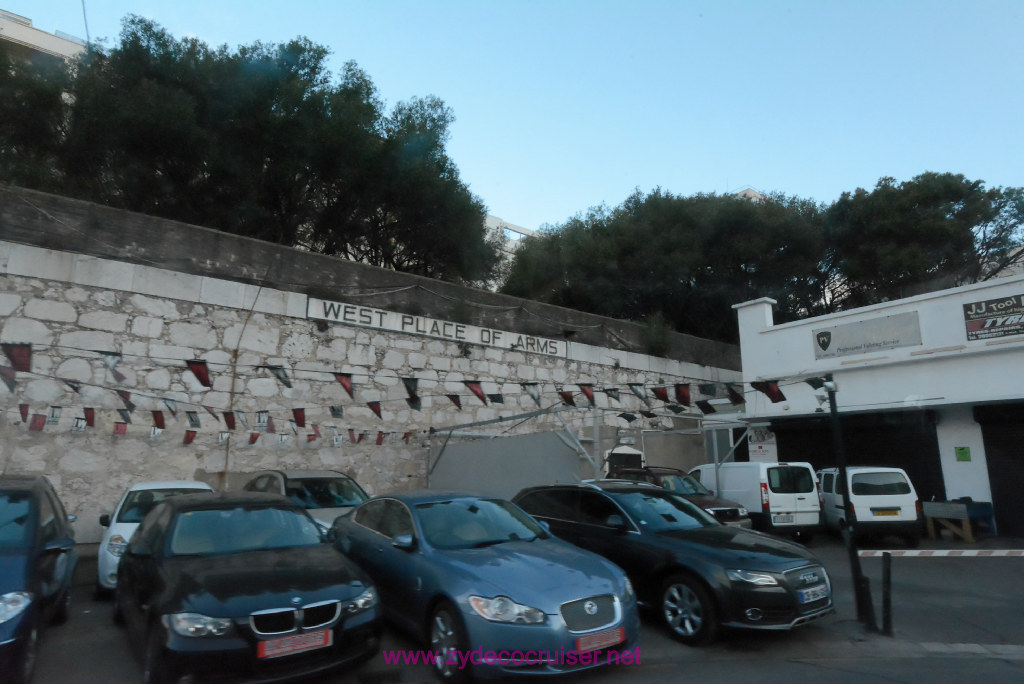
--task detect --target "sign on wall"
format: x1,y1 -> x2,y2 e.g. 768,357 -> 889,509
813,312 -> 922,359
307,298 -> 565,357
963,294 -> 1024,341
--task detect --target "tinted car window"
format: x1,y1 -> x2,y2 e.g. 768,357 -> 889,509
415,499 -> 543,549
821,473 -> 834,493
578,491 -> 624,526
513,490 -> 578,520
851,472 -> 911,495
768,466 -> 814,493
38,489 -> 60,543
0,490 -> 33,550
117,488 -> 208,523
610,490 -> 718,531
661,475 -> 711,496
169,505 -> 321,555
286,477 -> 368,508
354,499 -> 388,534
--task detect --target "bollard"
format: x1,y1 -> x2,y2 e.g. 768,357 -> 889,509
882,551 -> 893,636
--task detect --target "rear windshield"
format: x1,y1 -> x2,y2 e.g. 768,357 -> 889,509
768,466 -> 815,493
851,472 -> 911,496
117,487 -> 211,523
286,478 -> 368,509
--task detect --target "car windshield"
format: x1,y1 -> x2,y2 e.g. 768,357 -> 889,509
660,475 -> 712,496
851,472 -> 912,496
610,490 -> 719,531
286,478 -> 368,509
415,498 -> 545,549
169,505 -> 322,555
0,491 -> 33,551
117,487 -> 211,523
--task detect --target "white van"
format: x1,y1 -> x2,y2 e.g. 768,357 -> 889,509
817,466 -> 921,547
689,462 -> 821,540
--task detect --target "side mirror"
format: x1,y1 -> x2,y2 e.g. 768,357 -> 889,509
99,514 -> 111,527
43,537 -> 74,554
392,534 -> 416,551
605,514 -> 629,532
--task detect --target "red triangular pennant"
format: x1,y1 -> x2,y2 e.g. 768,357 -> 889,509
84,407 -> 95,427
652,386 -> 669,403
29,414 -> 46,431
186,359 -> 212,388
674,384 -> 691,406
334,373 -> 354,398
19,404 -> 29,422
1,343 -> 31,372
152,411 -> 165,429
579,384 -> 595,405
223,411 -> 236,430
447,394 -> 462,410
376,431 -> 385,445
183,430 -> 197,445
292,408 -> 306,428
464,381 -> 487,405
367,401 -> 382,419
559,391 -> 576,407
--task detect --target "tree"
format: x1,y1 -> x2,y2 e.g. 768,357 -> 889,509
825,173 -> 1024,307
0,16 -> 499,285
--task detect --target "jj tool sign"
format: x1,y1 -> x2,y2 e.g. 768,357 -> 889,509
963,294 -> 1024,341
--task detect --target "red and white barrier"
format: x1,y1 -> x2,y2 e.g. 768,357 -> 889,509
858,549 -> 1024,558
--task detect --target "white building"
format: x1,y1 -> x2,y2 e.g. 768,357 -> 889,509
733,274 -> 1024,537
0,9 -> 86,63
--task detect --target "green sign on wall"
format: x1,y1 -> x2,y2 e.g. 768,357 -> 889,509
955,446 -> 971,462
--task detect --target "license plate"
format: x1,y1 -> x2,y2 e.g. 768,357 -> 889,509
576,627 -> 624,653
258,629 -> 333,659
772,514 -> 794,524
798,585 -> 829,603
871,509 -> 899,516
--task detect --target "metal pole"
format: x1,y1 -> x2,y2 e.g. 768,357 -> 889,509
882,552 -> 893,636
826,373 -> 878,632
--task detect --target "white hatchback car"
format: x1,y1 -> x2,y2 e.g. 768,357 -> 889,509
96,480 -> 214,592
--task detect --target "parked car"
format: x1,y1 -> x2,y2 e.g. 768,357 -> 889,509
689,462 -> 821,540
241,469 -> 369,530
114,491 -> 381,684
606,466 -> 751,527
513,481 -> 833,645
0,475 -> 78,684
817,466 -> 922,547
331,491 -> 640,681
97,480 -> 214,594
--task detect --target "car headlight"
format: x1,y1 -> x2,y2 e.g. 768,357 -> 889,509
107,534 -> 128,558
726,569 -> 779,586
738,508 -> 749,517
0,592 -> 33,624
347,587 -> 377,613
167,612 -> 233,637
469,596 -> 545,624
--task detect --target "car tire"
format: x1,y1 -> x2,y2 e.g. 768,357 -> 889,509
11,622 -> 38,684
428,600 -> 470,682
660,574 -> 719,645
51,586 -> 71,626
142,627 -> 168,684
112,589 -> 125,626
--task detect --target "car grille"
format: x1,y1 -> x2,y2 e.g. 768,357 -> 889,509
709,507 -> 744,523
784,565 -> 831,615
249,600 -> 342,636
560,595 -> 616,632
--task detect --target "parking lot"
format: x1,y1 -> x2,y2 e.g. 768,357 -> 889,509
35,533 -> 1024,684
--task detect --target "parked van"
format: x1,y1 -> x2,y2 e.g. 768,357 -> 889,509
689,462 -> 821,540
817,466 -> 922,547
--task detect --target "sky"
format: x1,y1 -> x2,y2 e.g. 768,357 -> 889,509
6,1 -> 1023,231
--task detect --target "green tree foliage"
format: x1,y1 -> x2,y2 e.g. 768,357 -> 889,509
0,16 -> 498,284
825,173 -> 1024,307
502,190 -> 828,343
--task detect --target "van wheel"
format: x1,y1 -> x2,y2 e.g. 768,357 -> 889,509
660,574 -> 719,645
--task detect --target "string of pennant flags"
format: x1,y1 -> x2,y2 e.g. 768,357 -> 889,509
0,342 -> 793,445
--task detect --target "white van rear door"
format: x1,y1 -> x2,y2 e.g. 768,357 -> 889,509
766,465 -> 820,526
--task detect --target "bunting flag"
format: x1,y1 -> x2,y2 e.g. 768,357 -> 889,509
19,404 -> 28,421
751,380 -> 787,403
47,407 -> 61,425
249,432 -> 260,445
558,391 -> 576,407
204,406 -> 220,422
464,381 -> 487,405
652,386 -> 669,403
84,407 -> 95,427
329,405 -> 344,418
521,383 -> 542,408
376,431 -> 385,446
727,384 -> 745,405
698,383 -> 717,396
349,429 -> 357,444
603,388 -> 620,402
674,384 -> 691,406
334,373 -> 354,398
0,367 -> 16,393
183,430 -> 197,445
63,379 -> 81,393
402,378 -> 420,401
266,416 -> 276,433
406,397 -> 422,411
628,383 -> 650,407
289,420 -> 299,435
487,394 -> 504,404
357,432 -> 366,444
150,427 -> 163,440
1,343 -> 31,372
367,401 -> 382,419
186,359 -> 212,388
312,424 -> 322,439
99,351 -> 127,383
617,412 -> 637,423
163,398 -> 178,417
666,404 -> 685,414
186,411 -> 201,429
117,409 -> 132,424
236,411 -> 250,429
152,411 -> 165,429
292,408 -> 306,428
306,433 -> 317,443
263,365 -> 292,388
117,390 -> 135,413
29,414 -> 46,431
403,432 -> 412,444
72,417 -> 87,433
223,411 -> 236,430
579,384 -> 595,406
639,410 -> 657,418
696,400 -> 716,414
113,422 -> 128,435
218,432 -> 230,445
447,394 -> 462,410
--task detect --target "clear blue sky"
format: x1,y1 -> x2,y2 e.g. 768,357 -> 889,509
7,1 -> 1022,230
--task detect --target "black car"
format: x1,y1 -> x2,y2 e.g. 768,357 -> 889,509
0,475 -> 78,684
114,491 -> 382,684
513,481 -> 834,645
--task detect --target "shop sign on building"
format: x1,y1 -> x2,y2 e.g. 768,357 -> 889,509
813,312 -> 922,359
963,294 -> 1024,341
